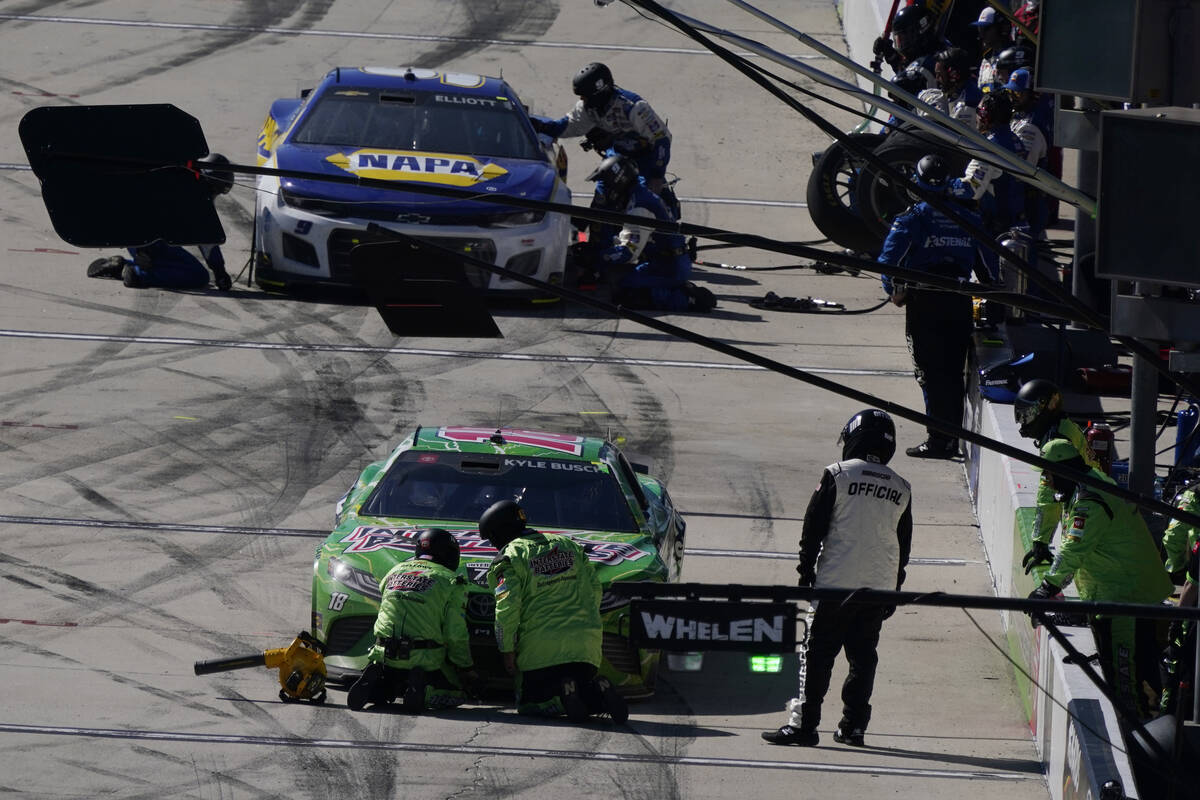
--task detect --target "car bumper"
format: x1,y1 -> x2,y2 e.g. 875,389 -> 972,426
254,175 -> 569,292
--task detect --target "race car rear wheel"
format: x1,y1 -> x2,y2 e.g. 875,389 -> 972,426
805,132 -> 885,255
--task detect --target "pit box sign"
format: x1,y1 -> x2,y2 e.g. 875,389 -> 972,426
630,600 -> 797,653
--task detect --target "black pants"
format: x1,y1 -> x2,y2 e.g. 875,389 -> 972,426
518,662 -> 602,714
905,290 -> 973,444
798,603 -> 888,732
1092,615 -> 1161,720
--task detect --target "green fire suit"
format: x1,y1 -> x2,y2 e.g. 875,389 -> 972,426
488,530 -> 603,714
1042,471 -> 1172,717
1161,484 -> 1200,574
368,559 -> 473,707
488,530 -> 603,671
1031,418 -> 1102,546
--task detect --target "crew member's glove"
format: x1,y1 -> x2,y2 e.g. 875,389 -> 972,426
1026,580 -> 1060,627
872,36 -> 895,58
458,667 -> 487,698
1021,541 -> 1054,574
529,117 -> 551,135
365,644 -> 386,665
502,651 -> 517,675
602,244 -> 634,264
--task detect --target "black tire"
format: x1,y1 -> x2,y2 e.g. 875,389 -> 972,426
805,132 -> 886,254
854,126 -> 974,245
855,130 -> 971,246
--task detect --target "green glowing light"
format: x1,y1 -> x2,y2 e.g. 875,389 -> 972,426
749,654 -> 783,673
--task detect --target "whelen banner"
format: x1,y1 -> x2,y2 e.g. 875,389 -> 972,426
630,600 -> 798,653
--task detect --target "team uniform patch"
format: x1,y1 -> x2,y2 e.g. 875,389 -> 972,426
531,548 -> 574,576
386,570 -> 435,594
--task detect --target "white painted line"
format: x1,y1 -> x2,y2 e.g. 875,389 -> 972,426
0,14 -> 827,59
569,192 -> 808,209
0,515 -> 974,565
0,330 -> 912,377
0,723 -> 1037,781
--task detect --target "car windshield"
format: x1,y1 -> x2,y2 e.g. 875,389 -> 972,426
291,88 -> 543,160
361,452 -> 639,532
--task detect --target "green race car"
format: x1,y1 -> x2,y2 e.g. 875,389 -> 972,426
313,425 -> 686,697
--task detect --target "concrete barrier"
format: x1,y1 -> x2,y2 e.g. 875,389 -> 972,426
968,391 -> 1141,798
832,3 -> 1144,791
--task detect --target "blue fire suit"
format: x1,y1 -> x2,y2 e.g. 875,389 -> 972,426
879,198 -> 997,445
124,241 -> 228,289
600,185 -> 692,312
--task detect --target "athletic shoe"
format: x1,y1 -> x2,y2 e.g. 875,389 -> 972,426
214,272 -> 232,292
761,725 -> 819,746
833,726 -> 866,747
905,440 -> 957,459
121,263 -> 143,288
402,667 -> 426,713
596,677 -> 629,724
87,256 -> 125,279
346,663 -> 384,711
561,678 -> 590,723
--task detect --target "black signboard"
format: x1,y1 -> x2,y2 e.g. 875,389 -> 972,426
630,600 -> 797,653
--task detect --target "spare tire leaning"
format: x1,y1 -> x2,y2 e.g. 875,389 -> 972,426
805,132 -> 886,255
854,131 -> 972,245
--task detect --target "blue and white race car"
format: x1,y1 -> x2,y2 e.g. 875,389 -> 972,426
254,67 -> 571,293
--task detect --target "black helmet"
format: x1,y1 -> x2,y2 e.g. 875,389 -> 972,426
996,46 -> 1034,72
197,152 -> 234,196
586,154 -> 639,209
977,90 -> 1013,129
479,499 -> 527,550
414,528 -> 460,571
838,409 -> 897,464
913,154 -> 951,192
935,47 -> 973,84
1013,379 -> 1064,440
572,62 -> 615,111
891,5 -> 936,55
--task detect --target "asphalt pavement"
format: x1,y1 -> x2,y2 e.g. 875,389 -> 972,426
0,2 -> 1050,798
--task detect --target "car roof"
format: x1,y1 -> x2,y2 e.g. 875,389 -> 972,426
409,426 -> 611,462
318,67 -> 512,99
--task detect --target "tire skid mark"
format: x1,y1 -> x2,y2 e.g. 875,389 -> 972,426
412,0 -> 560,67
0,633 -> 240,720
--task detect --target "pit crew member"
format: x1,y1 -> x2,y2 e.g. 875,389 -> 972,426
878,155 -> 997,459
873,4 -> 944,101
531,62 -> 672,196
480,499 -> 628,722
346,528 -> 478,712
1012,379 -> 1101,574
585,155 -> 715,313
952,91 -> 1027,235
763,409 -> 912,747
1028,440 -> 1173,720
86,153 -> 234,291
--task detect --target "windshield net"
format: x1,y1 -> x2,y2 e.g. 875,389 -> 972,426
292,88 -> 543,160
361,451 -> 638,532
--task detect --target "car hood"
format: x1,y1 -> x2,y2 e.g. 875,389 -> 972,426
319,519 -> 666,598
275,144 -> 557,216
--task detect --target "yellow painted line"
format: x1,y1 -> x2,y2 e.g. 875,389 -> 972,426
578,411 -> 611,415
173,416 -> 197,421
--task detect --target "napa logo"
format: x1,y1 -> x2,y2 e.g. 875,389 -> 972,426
326,149 -> 507,186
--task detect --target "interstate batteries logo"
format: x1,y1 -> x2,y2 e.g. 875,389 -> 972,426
385,570 -> 435,594
530,547 -> 575,576
326,149 -> 508,186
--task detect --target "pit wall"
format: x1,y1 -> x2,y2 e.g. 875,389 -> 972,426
835,5 -> 1141,794
968,394 -> 1140,799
